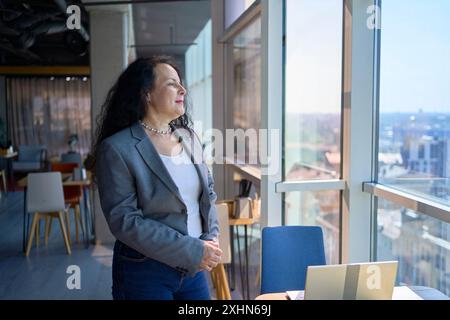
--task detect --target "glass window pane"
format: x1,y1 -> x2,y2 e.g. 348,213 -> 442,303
378,0 -> 450,205
232,17 -> 261,165
225,0 -> 257,29
284,0 -> 343,181
377,198 -> 450,296
284,190 -> 340,264
186,20 -> 213,137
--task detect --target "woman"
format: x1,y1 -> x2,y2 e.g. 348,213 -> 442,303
91,56 -> 222,300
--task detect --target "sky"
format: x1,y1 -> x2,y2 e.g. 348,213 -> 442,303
379,0 -> 450,113
285,0 -> 450,114
285,0 -> 343,114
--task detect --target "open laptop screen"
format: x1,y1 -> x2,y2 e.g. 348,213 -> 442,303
303,261 -> 398,300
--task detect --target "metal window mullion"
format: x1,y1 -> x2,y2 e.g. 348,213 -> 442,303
276,179 -> 345,193
260,0 -> 283,228
370,0 -> 382,262
211,0 -> 227,200
341,0 -> 377,264
223,32 -> 237,201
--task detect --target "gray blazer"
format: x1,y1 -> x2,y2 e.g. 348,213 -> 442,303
96,122 -> 219,277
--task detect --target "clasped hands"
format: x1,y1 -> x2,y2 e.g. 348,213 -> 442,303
199,240 -> 223,272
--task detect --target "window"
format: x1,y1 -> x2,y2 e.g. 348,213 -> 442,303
419,144 -> 425,160
284,190 -> 340,264
232,16 -> 261,165
225,0 -> 257,29
219,0 -> 450,286
377,198 -> 450,296
282,0 -> 343,263
284,0 -> 343,180
378,0 -> 450,206
186,20 -> 213,140
373,2 -> 450,291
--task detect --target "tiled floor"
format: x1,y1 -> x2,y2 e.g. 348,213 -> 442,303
0,191 -> 261,300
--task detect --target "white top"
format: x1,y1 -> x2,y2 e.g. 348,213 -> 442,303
159,148 -> 203,238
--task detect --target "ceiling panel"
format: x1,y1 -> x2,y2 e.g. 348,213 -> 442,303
131,0 -> 210,57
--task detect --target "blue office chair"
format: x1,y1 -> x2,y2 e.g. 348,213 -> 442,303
12,144 -> 47,173
260,226 -> 326,294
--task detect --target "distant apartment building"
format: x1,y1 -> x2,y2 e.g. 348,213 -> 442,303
402,136 -> 450,178
378,207 -> 450,297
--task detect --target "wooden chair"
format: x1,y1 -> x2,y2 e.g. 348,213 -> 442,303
50,162 -> 83,245
25,172 -> 71,256
210,203 -> 232,300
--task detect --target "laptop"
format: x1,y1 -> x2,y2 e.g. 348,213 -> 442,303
288,261 -> 399,300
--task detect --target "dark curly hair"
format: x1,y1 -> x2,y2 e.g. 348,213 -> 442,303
87,56 -> 193,178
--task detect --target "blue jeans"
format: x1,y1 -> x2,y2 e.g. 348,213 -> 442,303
112,241 -> 211,300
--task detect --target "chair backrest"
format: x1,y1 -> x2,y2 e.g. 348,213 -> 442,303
51,162 -> 82,198
18,145 -> 46,162
61,152 -> 83,167
27,172 -> 65,213
260,226 -> 326,294
51,162 -> 79,173
216,203 -> 231,264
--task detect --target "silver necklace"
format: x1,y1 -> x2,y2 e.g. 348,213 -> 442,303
140,121 -> 172,135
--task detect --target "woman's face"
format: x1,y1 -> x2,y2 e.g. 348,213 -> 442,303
147,63 -> 186,122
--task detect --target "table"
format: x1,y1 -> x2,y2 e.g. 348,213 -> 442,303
18,172 -> 93,252
255,286 -> 449,300
229,217 -> 257,300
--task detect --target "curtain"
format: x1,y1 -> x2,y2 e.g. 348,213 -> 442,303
6,77 -> 91,159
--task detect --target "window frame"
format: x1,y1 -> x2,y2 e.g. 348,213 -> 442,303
278,0 -> 347,262
214,0 -> 450,267
361,0 -> 450,260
